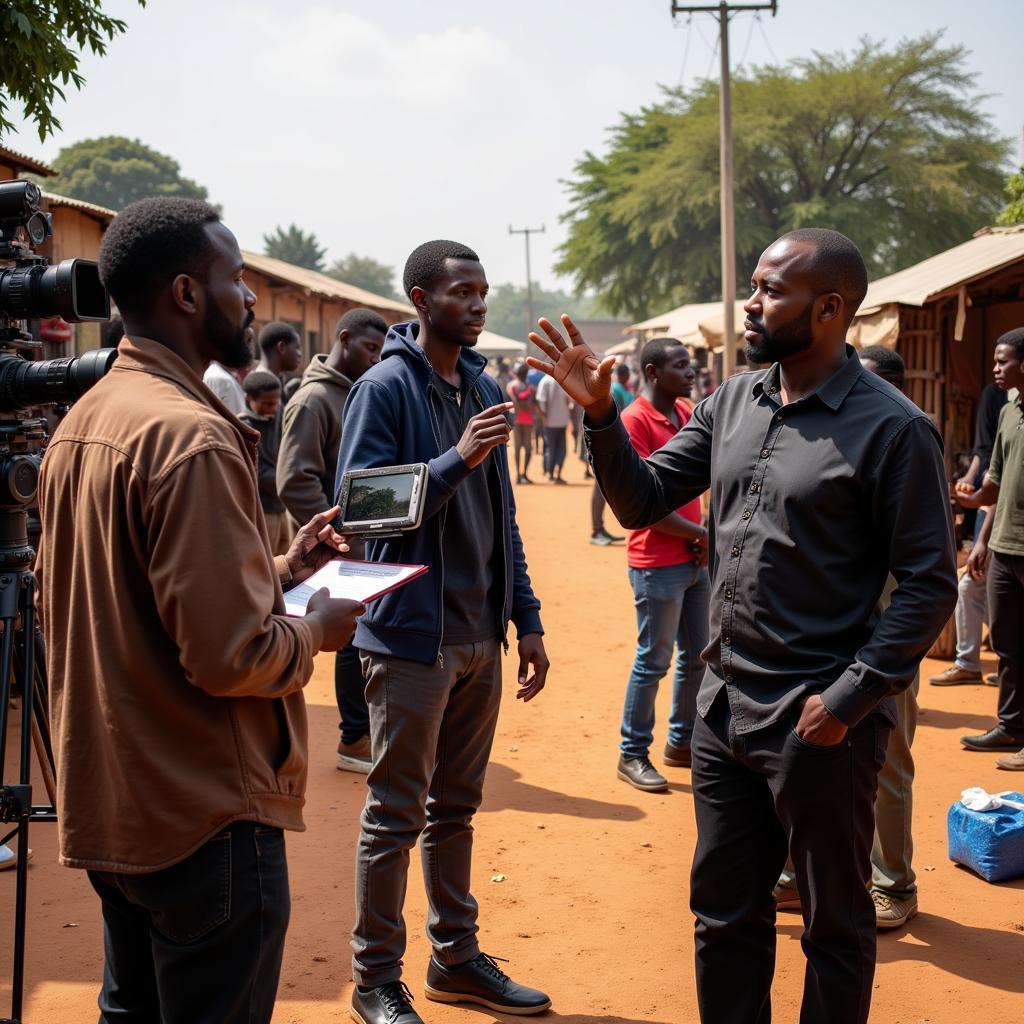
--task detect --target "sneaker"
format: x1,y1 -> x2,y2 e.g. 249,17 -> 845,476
553,477 -> 568,486
617,755 -> 668,792
594,527 -> 624,543
351,981 -> 422,1024
337,735 -> 372,774
0,845 -> 31,871
773,882 -> 801,912
425,953 -> 551,1014
590,531 -> 613,546
929,665 -> 982,686
872,890 -> 918,930
663,741 -> 692,768
996,748 -> 1024,771
986,673 -> 999,687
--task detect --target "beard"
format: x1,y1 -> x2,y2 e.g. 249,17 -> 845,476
744,303 -> 814,365
207,306 -> 255,369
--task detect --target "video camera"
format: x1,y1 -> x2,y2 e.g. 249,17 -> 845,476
0,178 -> 116,513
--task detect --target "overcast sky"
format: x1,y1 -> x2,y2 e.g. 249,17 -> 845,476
5,1 -> 1021,294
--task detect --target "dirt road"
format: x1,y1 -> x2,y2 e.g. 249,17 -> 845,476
3,453 -> 1023,1022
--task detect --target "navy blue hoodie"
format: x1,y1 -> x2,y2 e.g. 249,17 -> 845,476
335,321 -> 543,665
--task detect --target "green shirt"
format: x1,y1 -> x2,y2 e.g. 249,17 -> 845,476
988,396 -> 1024,555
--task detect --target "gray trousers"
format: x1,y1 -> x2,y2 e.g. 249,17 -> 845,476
352,640 -> 502,987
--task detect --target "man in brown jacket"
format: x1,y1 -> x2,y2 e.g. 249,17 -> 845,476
277,306 -> 386,774
35,197 -> 363,1024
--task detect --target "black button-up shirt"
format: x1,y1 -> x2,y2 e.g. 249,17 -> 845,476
586,345 -> 957,733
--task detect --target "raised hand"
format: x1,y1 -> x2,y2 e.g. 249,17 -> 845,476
525,314 -> 617,417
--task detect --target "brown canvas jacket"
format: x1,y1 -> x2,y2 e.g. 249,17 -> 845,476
36,335 -> 316,873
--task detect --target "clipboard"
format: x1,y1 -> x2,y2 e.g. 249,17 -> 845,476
283,559 -> 428,617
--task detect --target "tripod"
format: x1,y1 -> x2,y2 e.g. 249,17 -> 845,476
0,507 -> 57,1024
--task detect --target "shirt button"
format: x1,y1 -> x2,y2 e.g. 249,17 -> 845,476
724,588 -> 733,598
726,674 -> 734,683
723,636 -> 732,646
760,448 -> 770,459
731,546 -> 740,557
742,510 -> 752,520
750,483 -> 760,493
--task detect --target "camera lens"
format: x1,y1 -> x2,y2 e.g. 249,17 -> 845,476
0,259 -> 109,323
0,349 -> 117,411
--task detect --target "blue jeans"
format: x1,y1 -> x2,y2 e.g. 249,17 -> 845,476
621,562 -> 711,757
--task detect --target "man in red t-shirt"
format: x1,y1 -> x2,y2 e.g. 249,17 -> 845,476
617,338 -> 711,791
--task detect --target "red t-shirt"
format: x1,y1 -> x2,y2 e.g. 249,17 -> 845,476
620,395 -> 703,568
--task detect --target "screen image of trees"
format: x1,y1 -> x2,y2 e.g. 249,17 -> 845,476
346,474 -> 414,521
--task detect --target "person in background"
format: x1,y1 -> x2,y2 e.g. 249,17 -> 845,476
277,307 -> 386,774
239,370 -> 290,556
536,369 -> 571,484
507,362 -> 537,484
611,361 -> 635,411
203,356 -> 247,415
257,321 -> 303,402
616,337 -> 709,791
958,328 -> 1024,765
931,375 -> 1008,687
36,196 -> 363,1024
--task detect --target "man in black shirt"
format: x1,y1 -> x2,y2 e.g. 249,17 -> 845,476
527,228 -> 957,1024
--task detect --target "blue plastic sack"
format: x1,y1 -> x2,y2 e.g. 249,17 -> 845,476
947,790 -> 1024,883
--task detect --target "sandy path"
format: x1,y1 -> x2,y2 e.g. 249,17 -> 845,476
3,452 -> 1023,1022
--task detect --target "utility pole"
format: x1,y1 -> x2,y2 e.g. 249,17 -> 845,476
671,1 -> 777,380
509,224 -> 545,342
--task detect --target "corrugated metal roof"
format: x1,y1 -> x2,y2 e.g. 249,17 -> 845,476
0,145 -> 56,177
858,225 -> 1024,314
241,251 -> 414,316
42,191 -> 116,222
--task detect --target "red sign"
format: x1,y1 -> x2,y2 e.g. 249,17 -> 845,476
39,317 -> 72,344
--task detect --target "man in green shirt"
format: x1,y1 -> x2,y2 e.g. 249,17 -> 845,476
960,327 -> 1024,764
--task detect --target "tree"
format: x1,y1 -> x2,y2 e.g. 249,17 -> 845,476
484,282 -> 606,340
326,253 -> 399,299
996,167 -> 1024,226
263,224 -> 327,272
0,1 -> 146,141
40,136 -> 208,210
557,33 -> 1010,319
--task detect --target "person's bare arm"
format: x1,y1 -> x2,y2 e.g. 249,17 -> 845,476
968,504 -> 997,581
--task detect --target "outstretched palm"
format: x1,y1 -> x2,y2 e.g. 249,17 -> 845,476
525,315 -> 616,409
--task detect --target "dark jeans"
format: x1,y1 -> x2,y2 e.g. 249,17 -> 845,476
988,550 -> 1024,735
336,640 -> 370,744
690,693 -> 889,1024
591,483 -> 607,533
543,426 -> 567,477
352,641 -> 502,987
88,822 -> 290,1024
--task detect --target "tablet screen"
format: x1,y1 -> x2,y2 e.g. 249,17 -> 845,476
344,471 -> 416,523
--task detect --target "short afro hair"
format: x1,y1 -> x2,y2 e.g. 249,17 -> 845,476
337,307 -> 388,337
258,320 -> 301,354
777,228 -> 868,323
402,239 -> 480,298
98,197 -> 221,317
996,327 -> 1024,360
858,345 -> 906,390
242,369 -> 281,397
639,336 -> 688,375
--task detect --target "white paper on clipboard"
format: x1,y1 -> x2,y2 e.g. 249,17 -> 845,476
283,559 -> 428,617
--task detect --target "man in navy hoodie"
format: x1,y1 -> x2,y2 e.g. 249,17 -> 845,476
336,240 -> 551,1024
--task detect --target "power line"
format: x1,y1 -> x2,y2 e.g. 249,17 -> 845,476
756,11 -> 780,64
739,11 -> 758,68
676,15 -> 694,87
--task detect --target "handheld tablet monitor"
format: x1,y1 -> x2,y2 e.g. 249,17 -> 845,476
338,464 -> 428,536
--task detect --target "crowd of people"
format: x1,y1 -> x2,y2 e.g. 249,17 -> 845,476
1,194 -> 1020,1024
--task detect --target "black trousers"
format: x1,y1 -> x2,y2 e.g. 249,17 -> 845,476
988,550 -> 1024,735
87,822 -> 290,1024
335,640 -> 370,744
690,693 -> 890,1024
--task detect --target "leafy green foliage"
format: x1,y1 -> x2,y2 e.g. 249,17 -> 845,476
0,1 -> 145,141
484,282 -> 606,340
39,135 -> 208,209
558,33 -> 1010,319
996,167 -> 1024,226
326,253 -> 398,299
263,224 -> 327,272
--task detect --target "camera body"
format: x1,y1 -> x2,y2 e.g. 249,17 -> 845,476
0,178 -> 116,526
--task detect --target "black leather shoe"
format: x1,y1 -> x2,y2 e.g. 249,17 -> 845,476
351,981 -> 423,1024
425,953 -> 551,1015
663,741 -> 692,768
961,726 -> 1024,751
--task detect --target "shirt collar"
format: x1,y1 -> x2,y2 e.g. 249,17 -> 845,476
750,344 -> 862,412
634,393 -> 685,427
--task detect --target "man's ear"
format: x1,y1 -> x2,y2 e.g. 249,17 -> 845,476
818,292 -> 844,325
171,273 -> 199,316
409,285 -> 429,318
